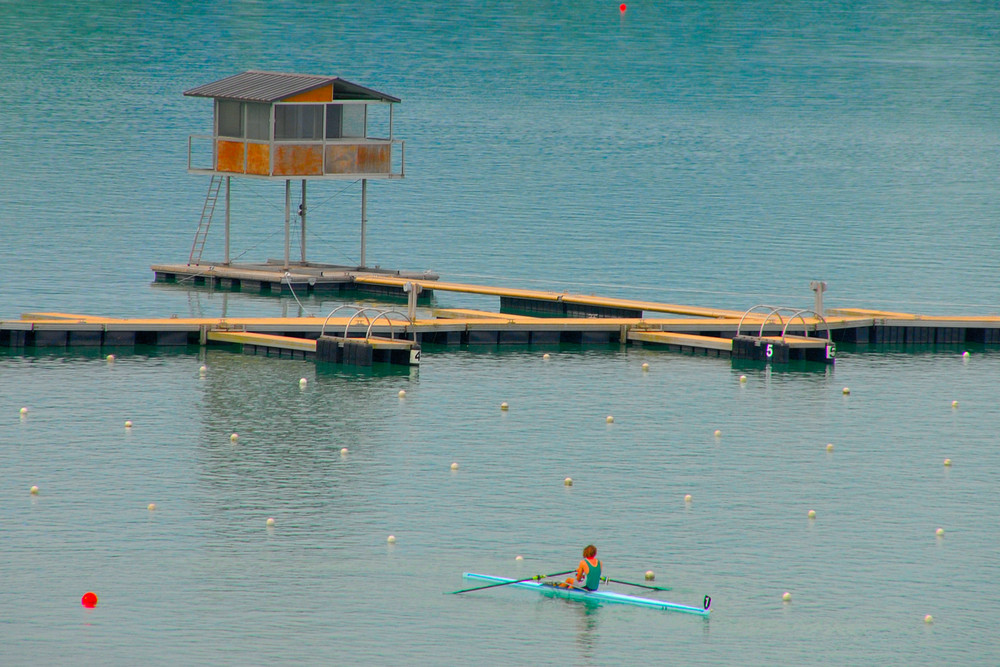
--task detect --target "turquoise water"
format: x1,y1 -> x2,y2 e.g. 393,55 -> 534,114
2,1 -> 999,664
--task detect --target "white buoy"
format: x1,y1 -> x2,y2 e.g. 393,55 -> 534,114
842,387 -> 851,395
299,378 -> 308,388
808,510 -> 816,519
30,485 -> 39,495
684,494 -> 692,503
714,429 -> 722,438
266,517 -> 275,527
398,390 -> 406,398
642,362 -> 649,371
515,555 -> 524,561
124,420 -> 133,429
564,477 -> 573,487
147,503 -> 156,511
924,614 -> 934,624
644,570 -> 655,581
19,407 -> 28,416
936,527 -> 944,537
340,447 -> 349,456
230,433 -> 239,443
500,402 -> 509,411
606,415 -> 614,424
782,591 -> 792,602
943,458 -> 952,466
387,535 -> 396,544
962,351 -> 970,359
739,375 -> 747,383
543,353 -> 551,360
826,443 -> 834,452
450,462 -> 459,470
106,354 -> 115,362
951,400 -> 958,408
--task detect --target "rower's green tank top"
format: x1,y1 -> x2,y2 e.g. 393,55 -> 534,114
583,558 -> 602,590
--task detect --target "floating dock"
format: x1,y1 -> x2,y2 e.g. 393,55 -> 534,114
4,278 -> 999,367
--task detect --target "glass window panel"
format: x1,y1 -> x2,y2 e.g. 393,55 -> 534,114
245,103 -> 270,140
218,100 -> 243,137
341,105 -> 366,138
275,105 -> 323,140
326,105 -> 342,139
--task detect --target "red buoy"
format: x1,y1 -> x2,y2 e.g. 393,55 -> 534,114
620,3 -> 627,11
81,591 -> 98,608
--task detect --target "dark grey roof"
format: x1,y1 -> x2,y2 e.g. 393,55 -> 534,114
184,70 -> 400,103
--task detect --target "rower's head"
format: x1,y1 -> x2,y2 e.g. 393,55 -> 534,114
583,544 -> 597,558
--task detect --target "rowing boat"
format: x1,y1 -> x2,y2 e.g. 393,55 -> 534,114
461,573 -> 711,616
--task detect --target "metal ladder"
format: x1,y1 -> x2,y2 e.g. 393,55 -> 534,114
188,175 -> 223,265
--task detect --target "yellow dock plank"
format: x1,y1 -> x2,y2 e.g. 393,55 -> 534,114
207,331 -> 317,352
628,330 -> 733,351
352,276 -> 747,319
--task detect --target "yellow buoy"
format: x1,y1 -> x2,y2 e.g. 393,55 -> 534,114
20,407 -> 28,416
30,485 -> 39,495
936,527 -> 944,537
739,375 -> 747,383
644,570 -> 655,581
515,555 -> 524,561
266,517 -> 275,527
564,477 -> 573,487
924,614 -> 934,624
230,433 -> 239,443
842,387 -> 851,395
951,400 -> 958,408
714,429 -> 722,438
543,353 -> 551,360
943,458 -> 952,466
147,503 -> 156,511
641,362 -> 649,371
782,591 -> 792,602
500,402 -> 509,411
450,462 -> 459,470
106,354 -> 115,362
199,365 -> 207,374
808,510 -> 816,519
684,494 -> 692,503
387,535 -> 396,544
299,378 -> 308,387
398,390 -> 406,398
606,415 -> 614,424
826,443 -> 834,452
124,420 -> 133,429
340,447 -> 349,455
962,351 -> 970,359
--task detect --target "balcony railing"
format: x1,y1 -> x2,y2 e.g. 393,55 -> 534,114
187,134 -> 405,179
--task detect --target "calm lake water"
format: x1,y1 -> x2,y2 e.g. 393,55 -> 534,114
2,1 -> 999,664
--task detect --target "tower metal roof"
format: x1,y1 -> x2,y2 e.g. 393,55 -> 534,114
184,70 -> 400,103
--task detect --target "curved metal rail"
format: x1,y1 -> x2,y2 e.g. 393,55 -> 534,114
736,305 -> 832,343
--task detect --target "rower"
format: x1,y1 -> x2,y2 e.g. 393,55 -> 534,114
564,544 -> 602,590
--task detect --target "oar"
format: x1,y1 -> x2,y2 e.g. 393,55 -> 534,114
601,576 -> 672,592
450,570 -> 575,594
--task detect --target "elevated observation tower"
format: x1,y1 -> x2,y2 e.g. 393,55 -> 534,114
183,70 -> 404,269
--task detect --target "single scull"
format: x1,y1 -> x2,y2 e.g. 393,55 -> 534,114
461,573 -> 710,616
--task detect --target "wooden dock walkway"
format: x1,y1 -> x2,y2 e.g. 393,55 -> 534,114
4,278 -> 1000,366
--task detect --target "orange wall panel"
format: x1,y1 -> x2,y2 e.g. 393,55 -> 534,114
325,144 -> 390,174
217,140 -> 246,173
246,143 -> 270,175
283,84 -> 333,103
273,145 -> 323,176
